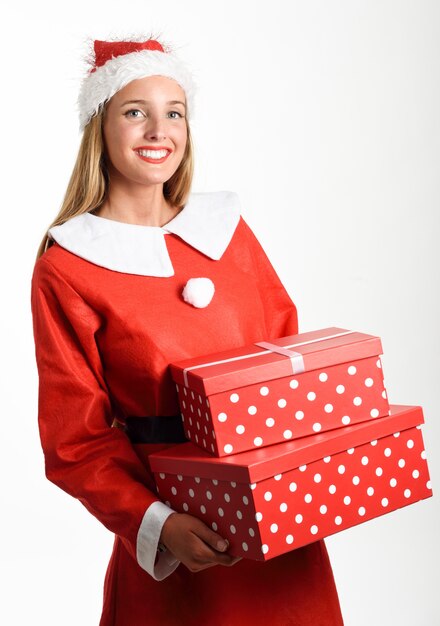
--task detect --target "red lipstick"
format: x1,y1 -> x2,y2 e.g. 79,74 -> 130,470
133,146 -> 172,164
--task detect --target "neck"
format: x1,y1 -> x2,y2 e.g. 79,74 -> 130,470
94,175 -> 180,227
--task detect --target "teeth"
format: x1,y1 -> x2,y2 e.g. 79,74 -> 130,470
137,149 -> 168,159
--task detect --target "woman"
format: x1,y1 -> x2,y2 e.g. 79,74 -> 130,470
31,35 -> 344,625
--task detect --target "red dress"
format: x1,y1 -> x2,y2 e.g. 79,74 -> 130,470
31,192 -> 344,625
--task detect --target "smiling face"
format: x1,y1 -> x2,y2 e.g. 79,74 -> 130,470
102,75 -> 188,188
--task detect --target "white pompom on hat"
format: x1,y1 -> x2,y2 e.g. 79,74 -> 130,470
77,35 -> 197,132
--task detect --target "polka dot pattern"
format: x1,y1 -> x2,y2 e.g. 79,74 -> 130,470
152,421 -> 432,561
176,355 -> 390,456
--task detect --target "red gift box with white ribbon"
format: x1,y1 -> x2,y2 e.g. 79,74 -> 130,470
150,404 -> 433,561
170,327 -> 390,456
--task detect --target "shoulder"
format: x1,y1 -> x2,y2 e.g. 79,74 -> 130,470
31,252 -> 75,315
31,248 -> 100,330
183,190 -> 242,232
182,189 -> 242,232
31,243 -> 96,308
187,190 -> 241,213
32,243 -> 81,288
189,190 -> 264,253
165,190 -> 243,261
191,192 -> 269,267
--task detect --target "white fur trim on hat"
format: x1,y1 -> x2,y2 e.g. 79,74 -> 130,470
77,48 -> 197,131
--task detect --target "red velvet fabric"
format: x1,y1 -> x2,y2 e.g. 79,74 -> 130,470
102,531 -> 343,625
31,216 -> 344,625
92,39 -> 165,73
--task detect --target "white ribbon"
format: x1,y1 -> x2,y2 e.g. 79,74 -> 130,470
254,341 -> 306,375
182,329 -> 356,387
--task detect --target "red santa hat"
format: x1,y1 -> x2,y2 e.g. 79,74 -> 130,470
77,35 -> 197,131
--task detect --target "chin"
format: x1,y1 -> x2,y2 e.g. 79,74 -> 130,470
116,168 -> 172,186
141,172 -> 174,185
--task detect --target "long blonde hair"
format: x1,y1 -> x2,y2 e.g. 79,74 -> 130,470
35,103 -> 195,260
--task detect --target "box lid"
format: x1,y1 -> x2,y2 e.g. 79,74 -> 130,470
149,405 -> 424,483
169,327 -> 383,396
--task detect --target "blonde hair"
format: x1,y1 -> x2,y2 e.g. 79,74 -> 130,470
35,102 -> 195,260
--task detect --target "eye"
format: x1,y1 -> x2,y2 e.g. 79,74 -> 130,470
124,109 -> 144,118
168,111 -> 184,119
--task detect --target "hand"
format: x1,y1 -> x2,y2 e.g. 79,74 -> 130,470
160,512 -> 243,573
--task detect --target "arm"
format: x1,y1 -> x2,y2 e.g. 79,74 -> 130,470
30,256 -> 179,580
240,215 -> 299,338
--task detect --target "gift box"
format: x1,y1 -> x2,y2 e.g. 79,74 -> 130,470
150,404 -> 432,561
170,327 -> 390,456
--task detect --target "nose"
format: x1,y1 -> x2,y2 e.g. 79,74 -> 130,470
144,114 -> 167,141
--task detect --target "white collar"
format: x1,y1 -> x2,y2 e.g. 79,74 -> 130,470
47,190 -> 241,277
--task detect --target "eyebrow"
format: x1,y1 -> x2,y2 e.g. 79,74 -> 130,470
120,99 -> 186,109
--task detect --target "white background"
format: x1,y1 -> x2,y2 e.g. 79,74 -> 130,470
1,1 -> 439,624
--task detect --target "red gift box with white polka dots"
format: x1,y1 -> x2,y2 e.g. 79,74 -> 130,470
170,327 -> 390,457
150,404 -> 433,561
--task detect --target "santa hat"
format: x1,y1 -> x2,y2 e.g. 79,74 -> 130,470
77,35 -> 197,132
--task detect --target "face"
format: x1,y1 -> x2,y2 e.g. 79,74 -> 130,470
102,75 -> 188,187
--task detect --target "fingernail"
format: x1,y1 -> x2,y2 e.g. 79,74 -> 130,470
217,540 -> 228,551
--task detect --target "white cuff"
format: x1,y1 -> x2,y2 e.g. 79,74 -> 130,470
136,501 -> 180,581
